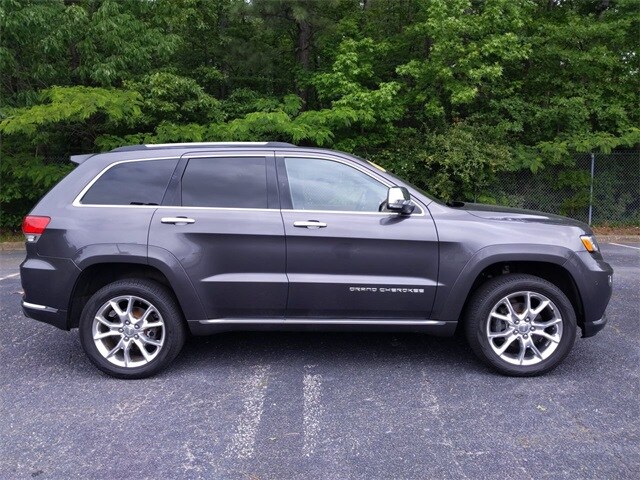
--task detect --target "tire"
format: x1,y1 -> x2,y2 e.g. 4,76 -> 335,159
79,279 -> 186,379
464,274 -> 577,376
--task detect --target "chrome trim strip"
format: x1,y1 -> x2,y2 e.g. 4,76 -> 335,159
282,209 -> 421,216
76,204 -> 278,212
198,318 -> 447,326
22,301 -> 49,311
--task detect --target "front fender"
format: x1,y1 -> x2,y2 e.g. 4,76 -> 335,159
432,244 -> 575,322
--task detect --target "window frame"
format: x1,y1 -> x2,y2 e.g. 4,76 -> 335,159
275,153 -> 424,216
177,155 -> 273,210
73,152 -> 280,211
73,157 -> 181,208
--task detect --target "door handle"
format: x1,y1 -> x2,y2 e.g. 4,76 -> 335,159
161,216 -> 195,225
293,220 -> 327,229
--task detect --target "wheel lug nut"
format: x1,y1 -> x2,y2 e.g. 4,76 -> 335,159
118,328 -> 123,332
524,334 -> 528,338
135,335 -> 139,339
515,320 -> 520,324
125,321 -> 130,325
135,324 -> 140,329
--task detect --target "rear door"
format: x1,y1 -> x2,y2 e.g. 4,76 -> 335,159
277,153 -> 439,320
148,151 -> 287,319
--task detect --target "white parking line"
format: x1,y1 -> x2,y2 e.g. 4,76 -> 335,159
303,368 -> 323,457
0,273 -> 19,281
608,242 -> 640,251
225,365 -> 271,459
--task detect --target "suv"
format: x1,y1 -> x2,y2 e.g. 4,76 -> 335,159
20,142 -> 613,378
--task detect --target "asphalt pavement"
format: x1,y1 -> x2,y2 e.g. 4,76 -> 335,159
0,243 -> 638,479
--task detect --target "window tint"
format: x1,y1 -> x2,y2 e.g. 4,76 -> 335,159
181,157 -> 268,208
284,157 -> 387,212
81,159 -> 178,205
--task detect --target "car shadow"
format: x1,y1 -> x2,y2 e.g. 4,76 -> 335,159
171,330 -> 485,375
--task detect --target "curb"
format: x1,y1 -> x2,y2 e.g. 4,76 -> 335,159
1,236 -> 637,253
0,242 -> 24,251
598,235 -> 640,243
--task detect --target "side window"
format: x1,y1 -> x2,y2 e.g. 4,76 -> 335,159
81,159 -> 178,205
181,157 -> 268,208
284,157 -> 388,212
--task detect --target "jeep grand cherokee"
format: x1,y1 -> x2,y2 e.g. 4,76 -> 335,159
20,142 -> 613,378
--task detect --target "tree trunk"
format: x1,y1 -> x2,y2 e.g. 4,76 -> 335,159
296,18 -> 312,108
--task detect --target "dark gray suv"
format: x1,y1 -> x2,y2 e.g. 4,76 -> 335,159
20,142 -> 613,378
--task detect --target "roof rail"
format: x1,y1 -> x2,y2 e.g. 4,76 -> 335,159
110,142 -> 297,152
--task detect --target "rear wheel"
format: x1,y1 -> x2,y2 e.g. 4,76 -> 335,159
79,279 -> 186,379
464,274 -> 577,376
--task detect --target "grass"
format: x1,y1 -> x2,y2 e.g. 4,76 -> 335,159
0,231 -> 23,243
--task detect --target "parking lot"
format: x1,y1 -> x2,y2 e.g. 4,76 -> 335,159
0,242 -> 638,479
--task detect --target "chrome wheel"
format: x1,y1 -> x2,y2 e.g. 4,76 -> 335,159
92,295 -> 165,368
486,291 -> 563,366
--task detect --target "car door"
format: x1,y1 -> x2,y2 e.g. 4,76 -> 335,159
148,151 -> 287,319
277,153 -> 439,320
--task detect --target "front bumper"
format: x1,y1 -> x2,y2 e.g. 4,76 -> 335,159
564,251 -> 613,338
582,313 -> 608,338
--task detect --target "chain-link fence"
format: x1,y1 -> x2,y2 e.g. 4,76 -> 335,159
470,152 -> 640,226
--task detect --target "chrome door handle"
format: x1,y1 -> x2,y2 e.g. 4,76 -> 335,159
161,217 -> 195,225
293,220 -> 327,229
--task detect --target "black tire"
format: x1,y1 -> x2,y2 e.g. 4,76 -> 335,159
464,274 -> 577,376
79,279 -> 186,379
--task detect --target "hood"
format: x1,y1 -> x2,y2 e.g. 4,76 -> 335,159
448,201 -> 591,231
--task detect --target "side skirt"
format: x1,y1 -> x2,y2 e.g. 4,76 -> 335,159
188,318 -> 457,337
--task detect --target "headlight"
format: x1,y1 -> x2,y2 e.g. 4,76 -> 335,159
580,235 -> 600,253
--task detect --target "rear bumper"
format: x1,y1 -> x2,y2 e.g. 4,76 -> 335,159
20,250 -> 79,330
22,301 -> 69,330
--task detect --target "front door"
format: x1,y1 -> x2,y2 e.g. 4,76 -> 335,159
148,152 -> 287,319
278,154 -> 439,320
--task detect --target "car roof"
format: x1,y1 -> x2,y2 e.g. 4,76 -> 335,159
71,142 -> 302,164
72,142 -> 375,167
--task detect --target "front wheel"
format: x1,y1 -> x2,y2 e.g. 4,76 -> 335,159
79,279 -> 186,379
464,274 -> 577,376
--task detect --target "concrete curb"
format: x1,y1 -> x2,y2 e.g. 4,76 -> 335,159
0,235 -> 637,253
0,242 -> 24,251
598,235 -> 640,243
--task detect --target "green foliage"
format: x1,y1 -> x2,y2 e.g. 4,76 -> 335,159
125,72 -> 223,125
0,86 -> 142,137
0,155 -> 73,230
0,0 -> 638,229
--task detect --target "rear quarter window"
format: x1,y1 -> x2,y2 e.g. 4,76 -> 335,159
81,159 -> 178,206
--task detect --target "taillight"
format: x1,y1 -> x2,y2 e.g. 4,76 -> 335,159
22,216 -> 50,242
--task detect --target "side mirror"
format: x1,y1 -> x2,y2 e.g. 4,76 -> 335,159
386,186 -> 415,215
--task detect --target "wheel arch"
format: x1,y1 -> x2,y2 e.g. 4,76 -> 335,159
435,245 -> 585,332
68,246 -> 206,329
